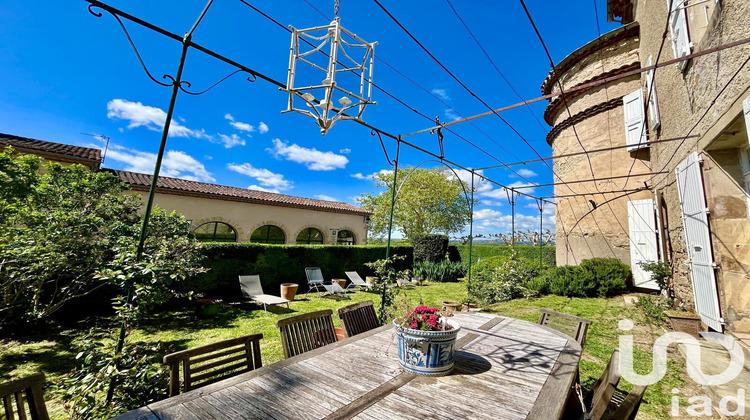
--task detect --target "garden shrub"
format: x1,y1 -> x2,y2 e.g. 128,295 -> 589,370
412,234 -> 449,263
413,260 -> 465,283
579,258 -> 631,297
467,254 -> 542,304
446,245 -> 461,263
531,258 -> 630,298
188,244 -> 413,298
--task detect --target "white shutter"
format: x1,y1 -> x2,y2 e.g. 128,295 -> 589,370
668,0 -> 691,69
623,89 -> 647,152
743,95 -> 750,146
676,153 -> 722,331
628,199 -> 660,290
646,56 -> 661,130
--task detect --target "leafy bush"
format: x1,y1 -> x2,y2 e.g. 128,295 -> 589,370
64,331 -> 170,419
467,254 -> 542,304
531,258 -> 630,298
413,260 -> 465,283
412,234 -> 449,263
638,261 -> 672,293
190,244 -> 413,297
635,296 -> 670,325
455,244 -> 555,267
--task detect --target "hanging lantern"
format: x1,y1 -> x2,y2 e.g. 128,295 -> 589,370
283,17 -> 377,135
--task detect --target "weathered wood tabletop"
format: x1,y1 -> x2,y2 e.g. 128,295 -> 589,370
114,312 -> 581,420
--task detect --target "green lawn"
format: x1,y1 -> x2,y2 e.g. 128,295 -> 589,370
2,284 -> 695,419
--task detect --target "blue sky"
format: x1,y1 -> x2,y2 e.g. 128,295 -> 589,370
0,1 -> 621,237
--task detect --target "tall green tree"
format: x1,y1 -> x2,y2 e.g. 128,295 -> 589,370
358,167 -> 472,239
0,147 -> 204,326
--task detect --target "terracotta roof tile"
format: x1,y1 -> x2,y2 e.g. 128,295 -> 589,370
112,170 -> 371,216
0,133 -> 101,162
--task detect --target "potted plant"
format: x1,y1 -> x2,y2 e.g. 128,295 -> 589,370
639,261 -> 702,336
664,309 -> 702,337
393,306 -> 460,376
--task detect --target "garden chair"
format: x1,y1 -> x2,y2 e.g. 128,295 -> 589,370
276,309 -> 337,358
344,271 -> 373,289
163,333 -> 263,397
538,309 -> 592,346
304,267 -> 327,295
239,275 -> 290,311
0,373 -> 50,420
586,349 -> 647,420
338,300 -> 380,338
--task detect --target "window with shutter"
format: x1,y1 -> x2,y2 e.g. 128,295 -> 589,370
646,56 -> 661,130
667,0 -> 691,69
623,89 -> 647,152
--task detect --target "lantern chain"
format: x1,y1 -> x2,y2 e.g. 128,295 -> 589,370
334,0 -> 340,17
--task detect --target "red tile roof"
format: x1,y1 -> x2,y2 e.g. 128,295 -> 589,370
0,133 -> 102,163
112,170 -> 371,216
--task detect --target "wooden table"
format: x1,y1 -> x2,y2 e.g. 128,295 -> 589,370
115,313 -> 581,420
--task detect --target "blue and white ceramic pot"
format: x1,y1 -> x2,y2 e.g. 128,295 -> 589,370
393,319 -> 460,376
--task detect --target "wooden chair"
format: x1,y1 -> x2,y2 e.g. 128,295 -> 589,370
0,373 -> 49,420
538,309 -> 592,346
588,349 -> 648,420
276,309 -> 337,358
337,300 -> 379,338
163,333 -> 263,397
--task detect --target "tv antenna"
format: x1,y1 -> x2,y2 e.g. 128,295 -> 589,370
81,132 -> 110,165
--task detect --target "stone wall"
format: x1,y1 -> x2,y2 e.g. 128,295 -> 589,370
635,0 -> 750,331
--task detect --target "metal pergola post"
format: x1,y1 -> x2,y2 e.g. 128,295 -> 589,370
466,171 -> 475,307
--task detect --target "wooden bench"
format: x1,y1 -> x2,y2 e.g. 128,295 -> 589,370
538,309 -> 592,346
0,373 -> 49,420
337,300 -> 379,338
163,333 -> 263,397
276,309 -> 337,358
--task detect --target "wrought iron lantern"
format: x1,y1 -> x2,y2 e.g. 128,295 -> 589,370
283,17 -> 377,135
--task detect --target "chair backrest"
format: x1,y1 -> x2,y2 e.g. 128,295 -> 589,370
305,267 -> 324,285
345,271 -> 365,285
538,309 -> 592,346
338,300 -> 379,337
163,333 -> 263,397
590,349 -> 647,420
0,373 -> 49,420
276,309 -> 336,358
239,275 -> 264,298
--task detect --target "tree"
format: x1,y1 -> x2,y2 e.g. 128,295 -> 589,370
358,167 -> 472,239
0,147 -> 204,326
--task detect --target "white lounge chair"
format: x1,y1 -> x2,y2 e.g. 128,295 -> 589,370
344,271 -> 373,289
239,275 -> 290,311
304,267 -> 327,295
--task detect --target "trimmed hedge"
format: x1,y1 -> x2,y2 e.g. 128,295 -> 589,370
412,234 -> 449,263
183,244 -> 414,298
455,244 -> 555,267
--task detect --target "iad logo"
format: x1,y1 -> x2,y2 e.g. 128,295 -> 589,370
618,319 -> 747,417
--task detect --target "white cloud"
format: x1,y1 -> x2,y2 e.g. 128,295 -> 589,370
314,194 -> 338,202
339,148 -> 351,154
106,99 -> 206,138
268,138 -> 348,171
105,144 -> 215,182
248,185 -> 280,194
431,88 -> 450,101
472,208 -> 554,232
516,168 -> 538,178
351,169 -> 392,181
225,113 -> 255,133
227,163 -> 292,191
480,200 -> 504,207
216,133 -> 246,148
444,109 -> 461,122
258,122 -> 269,134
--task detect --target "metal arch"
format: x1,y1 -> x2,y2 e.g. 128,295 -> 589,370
178,70 -> 257,96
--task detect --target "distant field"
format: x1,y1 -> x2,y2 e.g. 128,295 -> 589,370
453,244 -> 555,266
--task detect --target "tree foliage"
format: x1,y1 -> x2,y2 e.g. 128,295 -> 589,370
0,147 -> 204,326
358,167 -> 472,239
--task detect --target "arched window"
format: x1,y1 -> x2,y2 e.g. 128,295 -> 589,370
296,227 -> 324,244
337,230 -> 355,245
250,225 -> 286,244
193,221 -> 237,242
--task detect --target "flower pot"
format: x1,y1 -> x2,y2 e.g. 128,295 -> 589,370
393,319 -> 460,376
335,327 -> 347,341
280,283 -> 298,301
195,298 -> 222,319
667,311 -> 702,337
441,301 -> 460,317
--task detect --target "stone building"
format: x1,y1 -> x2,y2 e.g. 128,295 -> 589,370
0,133 -> 370,246
547,0 -> 750,336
